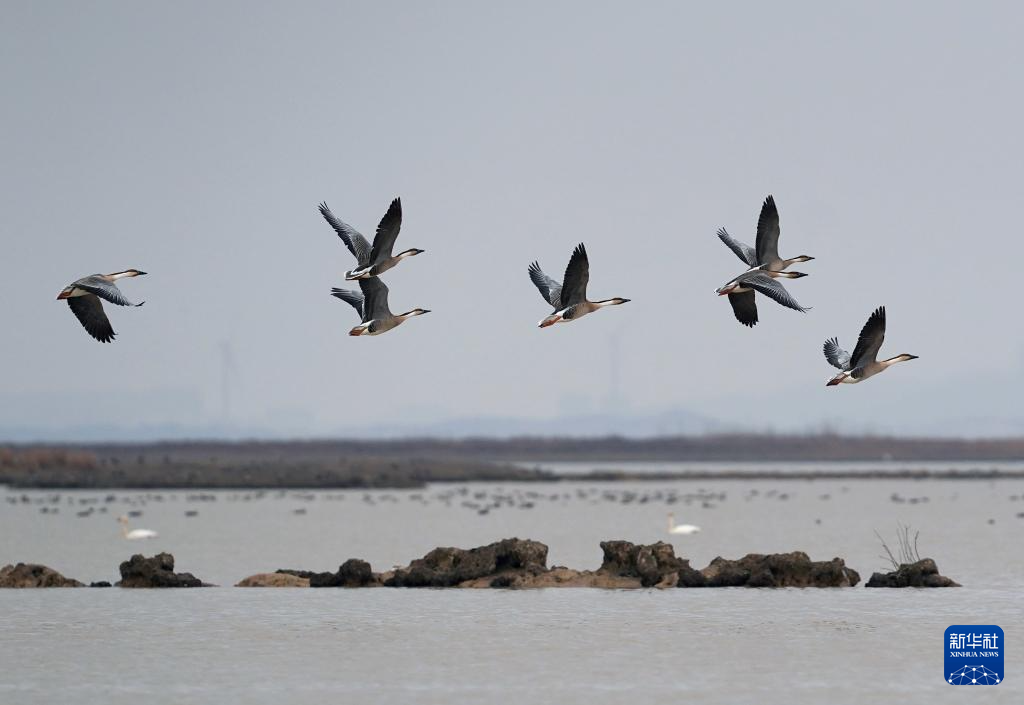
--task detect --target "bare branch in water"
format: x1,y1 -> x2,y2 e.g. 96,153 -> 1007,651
874,523 -> 921,570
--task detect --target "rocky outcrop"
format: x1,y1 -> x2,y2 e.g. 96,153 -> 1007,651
310,559 -> 377,587
385,538 -> 548,587
700,552 -> 860,587
598,540 -> 706,587
117,553 -> 205,588
865,559 -> 960,587
237,572 -> 310,587
0,563 -> 83,588
455,541 -> 704,589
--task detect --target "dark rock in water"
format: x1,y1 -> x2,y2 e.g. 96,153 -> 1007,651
459,540 -> 703,589
700,552 -> 860,588
117,553 -> 205,588
310,559 -> 377,587
865,559 -> 960,588
386,538 -> 548,587
89,581 -> 112,588
337,558 -> 374,586
599,540 -> 705,587
262,540 -> 863,590
0,563 -> 83,588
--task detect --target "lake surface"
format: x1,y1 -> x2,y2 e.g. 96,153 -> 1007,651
2,474 -> 1023,703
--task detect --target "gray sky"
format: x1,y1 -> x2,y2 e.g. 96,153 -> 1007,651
2,1 -> 1022,440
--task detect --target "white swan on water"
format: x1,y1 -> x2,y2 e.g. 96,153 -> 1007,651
118,515 -> 158,540
667,512 -> 701,535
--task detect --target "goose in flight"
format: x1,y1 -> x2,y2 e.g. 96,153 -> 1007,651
824,306 -> 918,385
717,195 -> 814,272
118,515 -> 158,540
529,243 -> 630,328
57,270 -> 146,343
331,276 -> 430,336
318,198 -> 424,280
716,269 -> 809,327
667,512 -> 701,535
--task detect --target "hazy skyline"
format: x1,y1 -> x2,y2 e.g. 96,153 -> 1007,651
3,2 -> 1023,441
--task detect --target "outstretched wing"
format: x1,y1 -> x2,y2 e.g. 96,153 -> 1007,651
319,202 -> 372,265
67,295 -> 116,343
823,337 -> 852,370
74,277 -> 141,307
368,197 -> 403,263
528,261 -> 562,309
849,306 -> 886,368
727,290 -> 758,327
754,195 -> 781,266
560,243 -> 589,308
330,288 -> 364,318
359,276 -> 392,321
740,272 -> 809,313
718,228 -> 758,267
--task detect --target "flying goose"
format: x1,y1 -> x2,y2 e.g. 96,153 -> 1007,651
57,270 -> 146,343
824,306 -> 918,385
331,276 -> 430,336
716,269 -> 809,327
529,243 -> 630,328
318,198 -> 424,280
717,195 -> 814,272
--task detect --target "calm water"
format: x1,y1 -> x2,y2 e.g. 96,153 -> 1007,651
2,475 -> 1023,703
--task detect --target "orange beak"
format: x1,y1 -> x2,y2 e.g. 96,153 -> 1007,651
57,291 -> 70,300
826,376 -> 843,386
538,317 -> 557,328
348,327 -> 363,336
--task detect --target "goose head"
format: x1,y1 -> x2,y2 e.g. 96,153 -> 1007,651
110,269 -> 147,279
400,308 -> 431,319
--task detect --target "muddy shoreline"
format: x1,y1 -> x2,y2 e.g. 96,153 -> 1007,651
1,465 -> 1021,490
3,439 -> 1023,489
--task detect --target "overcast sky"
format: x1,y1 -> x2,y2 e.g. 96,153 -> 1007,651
2,1 -> 1022,441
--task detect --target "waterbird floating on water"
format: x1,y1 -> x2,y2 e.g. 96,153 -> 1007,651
667,513 -> 701,535
318,198 -> 424,280
824,306 -> 918,386
529,243 -> 630,328
331,276 -> 430,336
57,270 -> 146,343
118,515 -> 158,540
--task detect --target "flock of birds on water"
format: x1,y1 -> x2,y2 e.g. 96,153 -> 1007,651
58,194 -> 918,386
12,485 -> 1022,542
